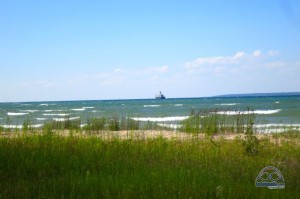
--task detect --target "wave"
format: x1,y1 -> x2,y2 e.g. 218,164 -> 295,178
174,104 -> 183,107
83,107 -> 95,109
44,110 -> 54,112
7,112 -> 29,116
157,123 -> 182,129
0,124 -> 43,129
255,124 -> 300,133
43,113 -> 70,116
144,105 -> 161,108
255,124 -> 300,128
215,103 -> 238,106
275,101 -> 280,104
71,108 -> 85,111
24,110 -> 39,113
21,104 -> 31,106
131,116 -> 189,122
216,109 -> 281,115
53,117 -> 80,122
36,118 -> 47,121
39,104 -> 49,106
44,110 -> 64,112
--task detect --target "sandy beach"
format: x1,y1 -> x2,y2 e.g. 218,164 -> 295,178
1,130 -> 299,146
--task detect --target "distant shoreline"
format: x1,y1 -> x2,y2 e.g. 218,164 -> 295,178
214,92 -> 300,98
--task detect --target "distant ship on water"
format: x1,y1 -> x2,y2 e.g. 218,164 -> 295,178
155,91 -> 166,99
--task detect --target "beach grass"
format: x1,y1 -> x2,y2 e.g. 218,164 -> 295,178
179,108 -> 255,135
0,132 -> 299,198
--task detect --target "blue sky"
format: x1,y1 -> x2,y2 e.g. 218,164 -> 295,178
1,0 -> 300,102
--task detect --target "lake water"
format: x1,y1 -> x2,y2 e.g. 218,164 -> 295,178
1,96 -> 300,133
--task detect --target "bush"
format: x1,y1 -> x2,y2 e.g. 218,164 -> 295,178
243,118 -> 259,156
85,117 -> 106,131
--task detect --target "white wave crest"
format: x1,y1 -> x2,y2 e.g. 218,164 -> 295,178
174,104 -> 183,107
254,109 -> 281,114
44,110 -> 63,112
71,108 -> 85,111
255,124 -> 300,128
216,109 -> 281,115
39,104 -> 48,106
7,112 -> 29,116
36,118 -> 47,121
0,124 -> 43,129
53,117 -> 80,122
255,124 -> 300,133
24,110 -> 39,113
131,116 -> 189,122
144,105 -> 161,108
215,103 -> 238,106
83,107 -> 95,109
157,123 -> 182,129
43,113 -> 70,116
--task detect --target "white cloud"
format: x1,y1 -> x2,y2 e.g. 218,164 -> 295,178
113,68 -> 124,73
253,50 -> 262,57
265,61 -> 286,68
21,80 -> 56,88
96,73 -> 124,86
142,65 -> 169,74
159,65 -> 169,73
233,51 -> 246,59
293,61 -> 300,65
67,74 -> 90,85
268,50 -> 280,56
184,50 -> 286,77
185,51 -> 248,70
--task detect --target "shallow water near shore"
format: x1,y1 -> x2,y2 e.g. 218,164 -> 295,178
1,96 -> 300,132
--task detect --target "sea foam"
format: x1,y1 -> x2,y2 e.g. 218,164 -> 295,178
216,109 -> 281,115
0,124 -> 43,129
157,123 -> 182,129
7,112 -> 29,116
36,118 -> 47,121
43,113 -> 70,116
71,108 -> 86,111
24,110 -> 39,113
174,104 -> 183,107
254,124 -> 300,133
53,117 -> 80,122
144,105 -> 161,108
215,103 -> 238,106
131,116 -> 189,122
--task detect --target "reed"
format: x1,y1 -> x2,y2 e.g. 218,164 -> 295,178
180,108 -> 255,135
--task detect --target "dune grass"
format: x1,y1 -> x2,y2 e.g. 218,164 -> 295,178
0,132 -> 299,198
179,108 -> 255,135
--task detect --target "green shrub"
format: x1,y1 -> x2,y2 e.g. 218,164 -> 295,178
243,118 -> 259,156
85,117 -> 107,131
108,115 -> 120,131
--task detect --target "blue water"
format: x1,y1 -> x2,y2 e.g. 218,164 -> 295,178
0,96 -> 300,131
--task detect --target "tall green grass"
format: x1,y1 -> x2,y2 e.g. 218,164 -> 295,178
180,108 -> 255,135
0,134 -> 299,198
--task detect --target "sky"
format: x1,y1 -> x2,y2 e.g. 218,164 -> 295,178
0,0 -> 300,102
